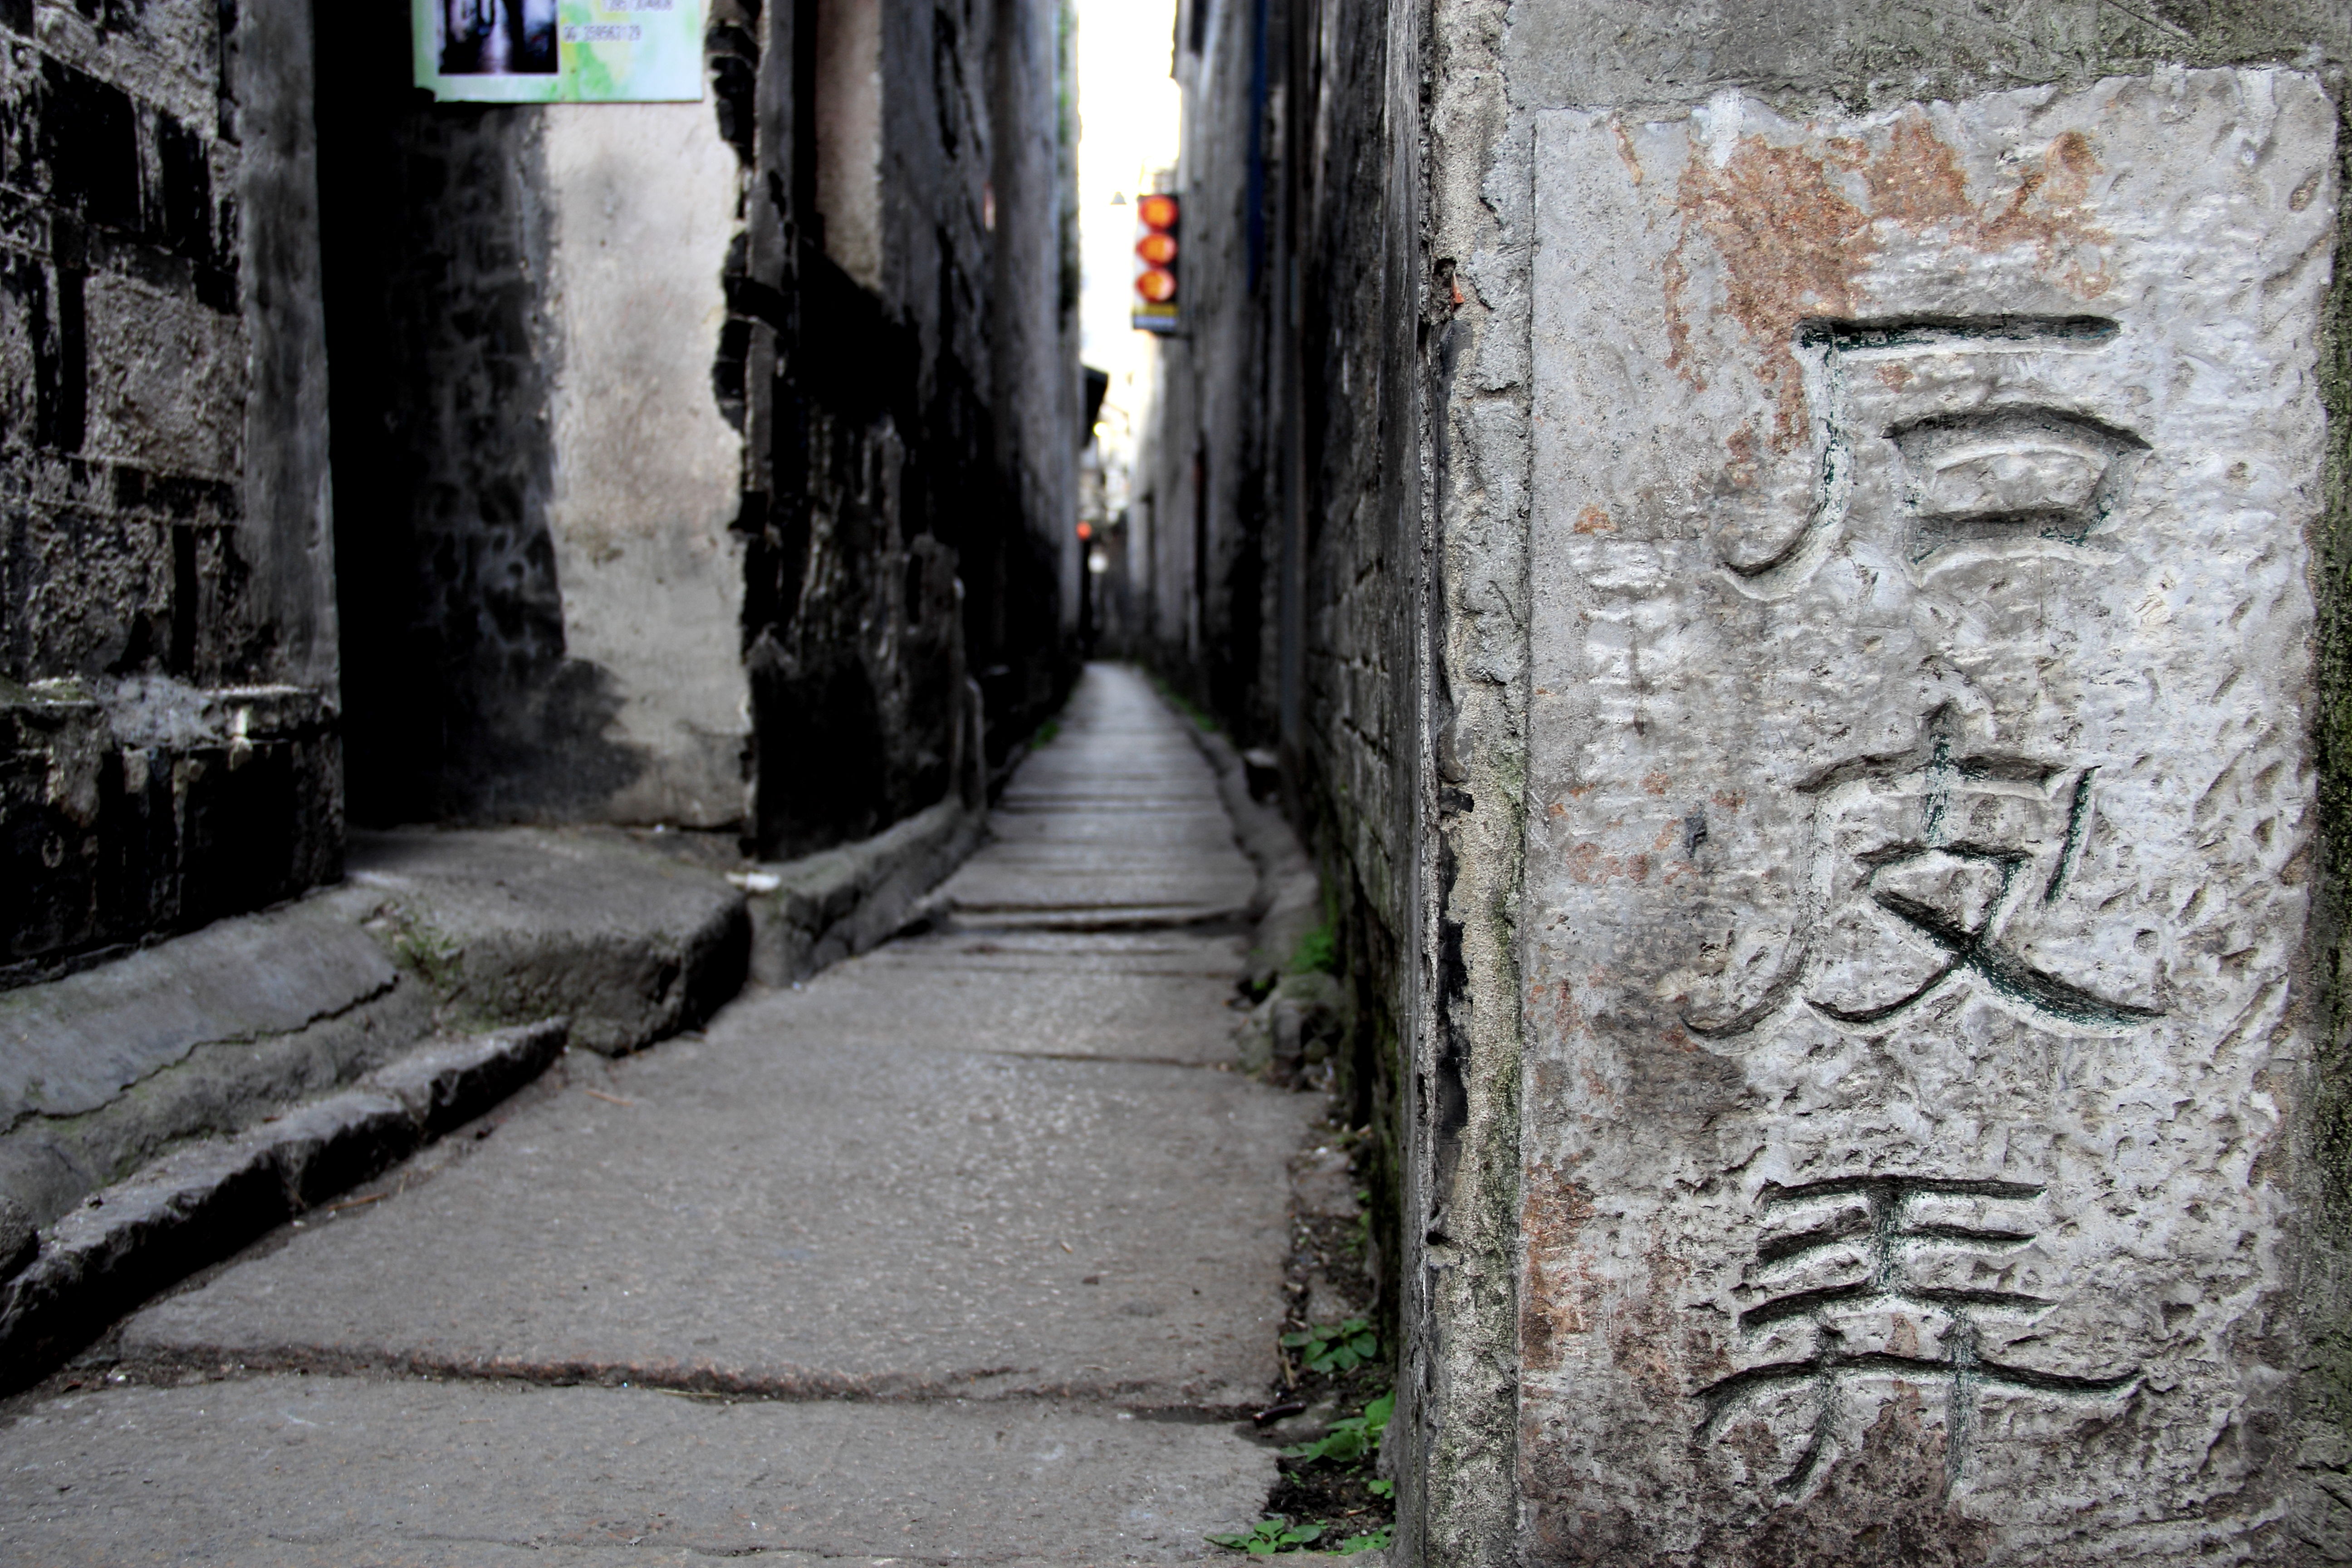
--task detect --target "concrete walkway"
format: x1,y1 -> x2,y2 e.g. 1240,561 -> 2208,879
0,667 -> 1322,1565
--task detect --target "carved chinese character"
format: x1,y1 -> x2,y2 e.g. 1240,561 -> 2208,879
1700,1176 -> 2138,1499
1724,318 -> 2151,600
1687,704 -> 2162,1041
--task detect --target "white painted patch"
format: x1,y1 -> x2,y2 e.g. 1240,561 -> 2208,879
543,100 -> 749,828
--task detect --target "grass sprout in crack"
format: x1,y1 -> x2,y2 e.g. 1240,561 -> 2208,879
1282,1317 -> 1377,1376
1284,1390 -> 1393,1467
1207,1518 -> 1324,1555
1207,1511 -> 1391,1557
1253,1122 -> 1394,1552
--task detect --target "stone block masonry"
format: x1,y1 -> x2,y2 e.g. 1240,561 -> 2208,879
0,0 -> 340,982
727,0 -> 1081,858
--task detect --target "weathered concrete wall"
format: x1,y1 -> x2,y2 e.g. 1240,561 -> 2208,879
1402,0 -> 1536,1558
313,16 -> 610,824
541,103 -> 750,830
319,10 -> 748,832
0,0 -> 342,984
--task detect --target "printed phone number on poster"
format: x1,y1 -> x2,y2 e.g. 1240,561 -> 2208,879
563,24 -> 642,43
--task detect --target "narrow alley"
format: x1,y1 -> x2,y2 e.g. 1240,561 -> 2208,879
0,667 -> 1358,1562
9,0 -> 2352,1561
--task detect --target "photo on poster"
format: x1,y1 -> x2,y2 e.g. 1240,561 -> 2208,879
436,0 -> 559,76
414,0 -> 705,103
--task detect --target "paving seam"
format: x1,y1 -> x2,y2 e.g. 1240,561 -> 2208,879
87,1346 -> 1284,1421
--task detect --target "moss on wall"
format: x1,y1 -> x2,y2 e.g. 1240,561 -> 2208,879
2302,68 -> 2352,1550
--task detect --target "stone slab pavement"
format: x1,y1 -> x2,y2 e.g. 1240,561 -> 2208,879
940,675 -> 1258,927
0,666 -> 1326,1563
0,1378 -> 1264,1565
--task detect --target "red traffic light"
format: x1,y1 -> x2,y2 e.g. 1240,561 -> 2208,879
1132,192 -> 1181,333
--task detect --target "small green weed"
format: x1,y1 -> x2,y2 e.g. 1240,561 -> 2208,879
1206,1518 -> 1323,1555
1282,1318 -> 1377,1376
1336,1527 -> 1392,1554
384,911 -> 464,992
1287,919 -> 1339,976
1367,1479 -> 1395,1499
1146,672 -> 1222,734
1282,1391 -> 1394,1466
1034,720 -> 1060,746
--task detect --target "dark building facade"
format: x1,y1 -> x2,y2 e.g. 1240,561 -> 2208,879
318,0 -> 1079,853
4,0 -> 1081,983
1,0 -> 339,985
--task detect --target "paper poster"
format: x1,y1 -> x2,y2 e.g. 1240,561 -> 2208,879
414,0 -> 706,103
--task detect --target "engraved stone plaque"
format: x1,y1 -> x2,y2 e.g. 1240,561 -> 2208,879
1522,70 -> 2337,1558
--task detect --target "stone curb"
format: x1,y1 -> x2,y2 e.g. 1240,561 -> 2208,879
1164,701 -> 1324,993
741,799 -> 988,986
1,828 -> 754,1243
347,828 -> 751,1057
0,803 -> 988,1390
0,1019 -> 567,1391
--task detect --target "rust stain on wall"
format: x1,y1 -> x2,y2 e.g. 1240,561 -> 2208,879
1661,110 -> 2112,449
1607,1234 -> 1691,1404
1610,119 -> 1646,186
1522,1162 -> 1599,1373
1660,243 -> 1704,392
1566,840 -> 1652,884
1725,423 -> 1760,489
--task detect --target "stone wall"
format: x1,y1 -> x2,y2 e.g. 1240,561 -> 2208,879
733,0 -> 1078,858
1149,0 -> 2352,1562
1525,67 -> 2338,1564
1134,0 -> 1442,1540
0,0 -> 341,985
1479,6 -> 2352,1566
